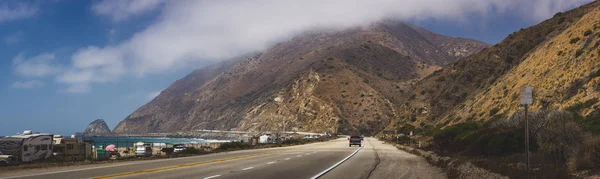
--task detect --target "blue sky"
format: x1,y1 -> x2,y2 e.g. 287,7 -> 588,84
0,0 -> 593,136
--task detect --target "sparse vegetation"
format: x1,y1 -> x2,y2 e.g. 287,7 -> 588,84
584,29 -> 593,36
575,49 -> 584,57
428,110 -> 598,178
327,57 -> 335,60
489,107 -> 500,116
557,50 -> 563,56
217,142 -> 253,151
570,37 -> 581,44
435,76 -> 445,82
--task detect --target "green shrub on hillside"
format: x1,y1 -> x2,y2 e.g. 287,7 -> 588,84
570,37 -> 581,44
565,98 -> 598,113
590,69 -> 600,79
583,108 -> 600,135
584,29 -> 593,36
576,49 -> 584,57
436,76 -> 446,82
489,107 -> 500,116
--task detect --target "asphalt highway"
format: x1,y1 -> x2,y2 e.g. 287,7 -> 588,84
0,138 -> 445,179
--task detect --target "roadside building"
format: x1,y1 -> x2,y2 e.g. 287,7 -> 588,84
52,136 -> 93,161
0,130 -> 54,162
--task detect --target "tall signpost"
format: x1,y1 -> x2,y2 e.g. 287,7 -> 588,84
520,86 -> 533,177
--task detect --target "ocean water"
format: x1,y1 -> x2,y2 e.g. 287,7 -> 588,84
87,137 -> 225,148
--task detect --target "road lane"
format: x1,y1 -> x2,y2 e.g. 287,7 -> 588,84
116,139 -> 358,179
1,137 -> 446,179
0,138 -> 355,179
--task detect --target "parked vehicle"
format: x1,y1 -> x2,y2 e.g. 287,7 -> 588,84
0,154 -> 17,166
173,144 -> 186,153
0,130 -> 54,162
349,136 -> 362,147
135,142 -> 152,157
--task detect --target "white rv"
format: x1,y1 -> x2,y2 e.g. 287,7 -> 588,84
259,134 -> 273,144
0,130 -> 54,162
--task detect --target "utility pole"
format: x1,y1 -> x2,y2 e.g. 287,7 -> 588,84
525,104 -> 529,177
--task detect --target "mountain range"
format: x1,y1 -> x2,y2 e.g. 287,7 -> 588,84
112,20 -> 488,135
110,0 -> 600,136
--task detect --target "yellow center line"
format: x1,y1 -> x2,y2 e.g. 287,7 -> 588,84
92,151 -> 280,179
91,140 -> 341,179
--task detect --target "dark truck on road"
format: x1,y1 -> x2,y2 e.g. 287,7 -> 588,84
349,136 -> 362,147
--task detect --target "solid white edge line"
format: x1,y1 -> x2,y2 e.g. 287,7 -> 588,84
203,174 -> 222,179
242,167 -> 254,170
309,144 -> 364,179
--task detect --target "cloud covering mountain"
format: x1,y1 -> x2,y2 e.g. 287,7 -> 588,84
8,0 -> 594,93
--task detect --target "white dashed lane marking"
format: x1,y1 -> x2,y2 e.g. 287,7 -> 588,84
267,162 -> 276,164
242,167 -> 254,171
203,175 -> 221,179
285,158 -> 290,160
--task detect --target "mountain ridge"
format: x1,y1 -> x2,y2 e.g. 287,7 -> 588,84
112,21 -> 488,134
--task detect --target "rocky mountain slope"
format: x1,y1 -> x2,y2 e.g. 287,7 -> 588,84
390,1 -> 600,132
84,119 -> 111,136
113,21 -> 488,134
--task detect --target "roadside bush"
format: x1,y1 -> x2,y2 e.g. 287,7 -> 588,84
161,147 -> 174,155
180,147 -> 204,154
282,139 -> 309,145
217,142 -> 253,151
433,122 -> 482,153
576,135 -> 600,170
536,111 -> 583,165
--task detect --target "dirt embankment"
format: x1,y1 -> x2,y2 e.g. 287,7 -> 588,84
394,144 -> 508,179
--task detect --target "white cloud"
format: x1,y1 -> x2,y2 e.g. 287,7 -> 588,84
0,2 -> 37,24
11,80 -> 45,89
146,91 -> 161,100
56,46 -> 125,93
92,0 -> 165,22
13,53 -> 60,78
63,83 -> 90,93
59,0 -> 592,93
3,31 -> 23,45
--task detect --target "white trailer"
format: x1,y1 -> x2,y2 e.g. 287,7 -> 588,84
0,131 -> 54,162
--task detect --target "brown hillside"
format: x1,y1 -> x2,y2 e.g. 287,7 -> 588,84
392,1 -> 600,131
113,21 -> 488,134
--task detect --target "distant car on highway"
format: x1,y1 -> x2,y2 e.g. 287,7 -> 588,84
349,136 -> 362,147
